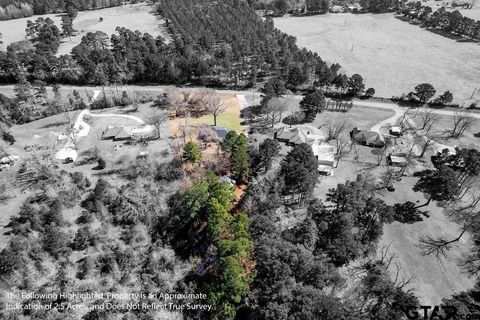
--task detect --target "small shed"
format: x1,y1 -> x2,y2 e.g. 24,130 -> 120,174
137,151 -> 149,159
387,154 -> 408,167
389,126 -> 402,137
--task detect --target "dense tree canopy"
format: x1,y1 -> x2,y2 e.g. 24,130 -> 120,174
299,89 -> 326,122
280,143 -> 319,198
0,0 -> 125,20
400,2 -> 480,42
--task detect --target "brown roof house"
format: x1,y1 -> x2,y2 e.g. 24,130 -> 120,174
102,126 -> 132,141
350,128 -> 385,148
274,125 -> 326,146
102,125 -> 153,141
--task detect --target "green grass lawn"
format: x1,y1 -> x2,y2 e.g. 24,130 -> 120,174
190,93 -> 242,132
190,111 -> 242,132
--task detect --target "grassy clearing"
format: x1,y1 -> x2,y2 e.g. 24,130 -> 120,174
273,13 -> 480,104
169,93 -> 243,137
0,3 -> 166,55
189,94 -> 243,131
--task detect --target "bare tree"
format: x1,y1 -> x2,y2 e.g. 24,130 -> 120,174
398,145 -> 417,176
325,120 -> 351,141
147,111 -> 167,139
450,110 -> 475,138
264,97 -> 289,128
160,88 -> 186,117
371,148 -> 385,166
419,190 -> 480,257
334,136 -> 351,166
418,109 -> 440,132
419,227 -> 468,256
62,108 -> 81,150
202,91 -> 227,126
415,134 -> 436,157
376,168 -> 397,191
397,109 -> 416,136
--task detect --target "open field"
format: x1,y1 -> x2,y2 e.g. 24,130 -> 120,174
273,13 -> 480,104
0,3 -> 165,55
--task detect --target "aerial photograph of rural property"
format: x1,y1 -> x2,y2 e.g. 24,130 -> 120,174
0,0 -> 480,319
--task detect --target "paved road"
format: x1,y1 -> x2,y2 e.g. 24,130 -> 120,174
2,84 -> 479,123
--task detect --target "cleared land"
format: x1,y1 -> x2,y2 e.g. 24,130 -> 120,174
0,3 -> 166,55
273,13 -> 480,103
169,93 -> 244,138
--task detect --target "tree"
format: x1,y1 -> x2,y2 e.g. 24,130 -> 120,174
273,0 -> 289,15
307,0 -> 329,13
413,165 -> 460,207
252,138 -> 281,173
365,87 -> 375,98
202,92 -> 227,126
450,110 -> 474,138
392,201 -> 424,223
418,109 -> 439,131
66,4 -> 78,20
288,65 -> 308,87
334,136 -> 351,166
264,97 -> 289,127
347,74 -> 365,96
436,90 -> 453,105
413,83 -> 436,103
333,74 -> 349,92
146,111 -> 167,139
232,143 -> 250,183
325,120 -> 350,141
262,77 -> 287,97
415,134 -> 436,158
2,132 -> 15,145
96,157 -> 106,170
221,131 -> 243,155
183,141 -> 202,163
61,15 -> 74,39
283,112 -> 304,128
299,90 -> 326,122
281,143 -> 319,199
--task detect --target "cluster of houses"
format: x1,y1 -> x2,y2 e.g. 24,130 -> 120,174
273,124 -> 424,174
274,125 -> 336,175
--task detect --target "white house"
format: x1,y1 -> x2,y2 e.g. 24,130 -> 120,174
312,142 -> 336,175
